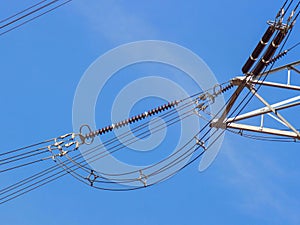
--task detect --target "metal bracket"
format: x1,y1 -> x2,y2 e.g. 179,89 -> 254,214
79,124 -> 94,145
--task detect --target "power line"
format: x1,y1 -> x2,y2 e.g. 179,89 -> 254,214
0,0 -> 72,36
0,83 -> 231,202
0,0 -> 299,204
0,0 -> 48,24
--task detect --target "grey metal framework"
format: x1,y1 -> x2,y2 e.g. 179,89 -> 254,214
212,60 -> 300,140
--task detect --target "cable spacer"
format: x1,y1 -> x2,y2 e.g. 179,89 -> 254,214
137,170 -> 148,187
86,170 -> 99,186
195,137 -> 207,150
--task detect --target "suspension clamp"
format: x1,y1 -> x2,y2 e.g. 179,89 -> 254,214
47,132 -> 80,161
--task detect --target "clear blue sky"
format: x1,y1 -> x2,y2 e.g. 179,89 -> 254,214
1,1 -> 300,225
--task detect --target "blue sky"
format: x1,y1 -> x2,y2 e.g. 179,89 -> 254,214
1,1 -> 300,225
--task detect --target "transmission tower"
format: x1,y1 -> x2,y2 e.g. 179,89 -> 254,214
0,0 -> 299,204
212,61 -> 300,140
211,0 -> 300,140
